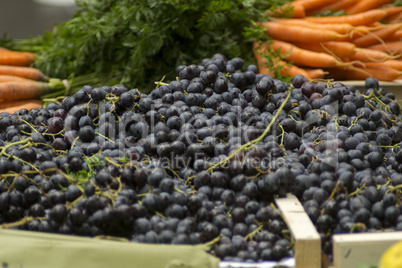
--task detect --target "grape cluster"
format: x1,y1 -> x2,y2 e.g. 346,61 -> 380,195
0,53 -> 401,263
0,54 -> 294,262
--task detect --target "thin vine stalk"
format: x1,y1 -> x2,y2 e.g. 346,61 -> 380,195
207,87 -> 293,173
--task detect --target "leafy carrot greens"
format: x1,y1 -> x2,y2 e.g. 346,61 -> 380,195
4,0 -> 291,91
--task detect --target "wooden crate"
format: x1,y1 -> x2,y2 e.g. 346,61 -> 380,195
322,79 -> 402,267
275,195 -> 402,268
332,232 -> 402,268
0,228 -> 221,268
0,195 -> 314,268
275,194 -> 321,268
271,81 -> 402,268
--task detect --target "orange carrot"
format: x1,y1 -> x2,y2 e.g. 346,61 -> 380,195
272,19 -> 356,34
267,2 -> 305,18
253,45 -> 276,77
0,47 -> 36,62
0,65 -> 49,81
360,65 -> 401,81
365,60 -> 402,71
304,68 -> 326,79
261,21 -> 348,43
345,0 -> 394,15
0,75 -> 34,83
0,102 -> 43,114
295,0 -> 334,12
270,61 -> 312,79
292,41 -> 357,58
309,0 -> 360,14
384,30 -> 402,42
267,40 -> 360,68
253,42 -> 312,79
0,99 -> 43,109
368,21 -> 383,27
304,9 -> 388,26
0,47 -> 36,59
367,41 -> 402,56
21,52 -> 36,60
0,81 -> 53,101
253,42 -> 269,69
327,65 -> 401,81
0,51 -> 35,67
258,59 -> 312,80
334,24 -> 389,44
255,63 -> 272,76
255,58 -> 273,77
347,48 -> 399,62
276,60 -> 312,79
353,23 -> 402,47
385,12 -> 402,24
382,6 -> 402,17
292,41 -> 399,62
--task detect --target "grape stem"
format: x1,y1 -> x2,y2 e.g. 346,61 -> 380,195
203,234 -> 223,248
270,202 -> 284,219
66,195 -> 84,210
154,75 -> 169,88
389,184 -> 402,192
350,223 -> 366,233
207,87 -> 293,173
244,222 -> 264,241
278,123 -> 287,155
327,181 -> 343,200
349,184 -> 366,196
0,138 -> 31,157
1,216 -> 47,229
363,91 -> 393,117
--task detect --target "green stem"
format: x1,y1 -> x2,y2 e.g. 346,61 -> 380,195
270,203 -> 284,219
206,87 -> 293,173
0,138 -> 31,156
278,123 -> 286,152
174,187 -> 185,194
1,216 -> 47,229
245,223 -> 264,241
3,153 -> 39,172
95,132 -> 115,143
350,223 -> 366,233
349,184 -> 366,196
390,184 -> 402,192
363,91 -> 392,114
203,234 -> 222,248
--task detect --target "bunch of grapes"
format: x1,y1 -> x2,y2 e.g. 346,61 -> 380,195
0,53 -> 401,262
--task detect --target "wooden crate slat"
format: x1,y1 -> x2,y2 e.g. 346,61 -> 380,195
275,194 -> 321,268
333,231 -> 402,268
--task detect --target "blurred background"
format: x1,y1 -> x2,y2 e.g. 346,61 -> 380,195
0,0 -> 78,39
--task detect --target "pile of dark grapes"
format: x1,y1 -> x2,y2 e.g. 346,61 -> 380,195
0,53 -> 401,263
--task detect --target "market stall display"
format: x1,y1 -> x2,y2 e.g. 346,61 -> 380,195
0,0 -> 401,267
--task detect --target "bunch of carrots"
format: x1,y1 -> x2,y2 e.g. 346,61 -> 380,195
0,47 -> 65,114
255,0 -> 402,82
0,47 -> 101,115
